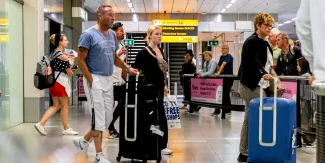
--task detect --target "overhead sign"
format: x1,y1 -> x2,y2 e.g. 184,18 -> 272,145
208,40 -> 219,46
123,39 -> 135,47
153,19 -> 198,43
153,20 -> 198,26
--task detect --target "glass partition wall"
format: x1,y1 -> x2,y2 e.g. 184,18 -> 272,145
0,0 -> 23,130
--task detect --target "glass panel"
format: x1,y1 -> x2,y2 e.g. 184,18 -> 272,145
0,0 -> 23,130
0,0 -> 9,131
7,0 -> 23,127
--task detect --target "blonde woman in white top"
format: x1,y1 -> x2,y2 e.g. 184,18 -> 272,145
34,34 -> 78,136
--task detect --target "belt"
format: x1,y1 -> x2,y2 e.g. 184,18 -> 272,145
113,82 -> 125,86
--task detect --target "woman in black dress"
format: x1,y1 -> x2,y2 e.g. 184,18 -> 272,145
134,25 -> 172,155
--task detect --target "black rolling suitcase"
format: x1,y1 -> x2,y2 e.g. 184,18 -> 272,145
117,73 -> 162,163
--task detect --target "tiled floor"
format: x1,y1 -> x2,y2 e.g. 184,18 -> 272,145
1,106 -> 316,163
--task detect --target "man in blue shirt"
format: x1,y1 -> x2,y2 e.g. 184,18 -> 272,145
73,5 -> 137,163
213,45 -> 234,116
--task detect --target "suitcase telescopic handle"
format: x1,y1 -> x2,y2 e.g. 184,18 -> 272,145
259,77 -> 278,147
124,72 -> 140,142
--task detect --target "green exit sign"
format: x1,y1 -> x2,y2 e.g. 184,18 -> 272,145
208,40 -> 219,46
123,39 -> 135,46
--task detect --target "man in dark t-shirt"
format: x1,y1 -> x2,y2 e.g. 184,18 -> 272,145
213,44 -> 234,115
275,33 -> 302,76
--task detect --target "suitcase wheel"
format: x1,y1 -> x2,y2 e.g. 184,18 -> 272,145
157,156 -> 161,163
116,156 -> 121,162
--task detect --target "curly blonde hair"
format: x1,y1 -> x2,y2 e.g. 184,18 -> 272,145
253,13 -> 275,31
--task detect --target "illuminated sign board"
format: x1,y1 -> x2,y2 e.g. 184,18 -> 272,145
153,19 -> 198,43
0,18 -> 9,42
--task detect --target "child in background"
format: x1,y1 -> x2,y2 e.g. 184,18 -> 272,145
297,57 -> 313,77
297,57 -> 316,147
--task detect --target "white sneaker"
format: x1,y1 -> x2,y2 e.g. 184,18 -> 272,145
34,122 -> 47,136
95,152 -> 111,163
62,128 -> 78,135
73,137 -> 89,158
161,148 -> 172,155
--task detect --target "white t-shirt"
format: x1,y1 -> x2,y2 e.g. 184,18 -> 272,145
110,43 -> 126,84
258,45 -> 273,89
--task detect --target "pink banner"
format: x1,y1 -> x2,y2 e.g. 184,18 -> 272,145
78,77 -> 86,97
191,78 -> 223,104
281,81 -> 297,100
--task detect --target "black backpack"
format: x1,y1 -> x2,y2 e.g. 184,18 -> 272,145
34,51 -> 62,90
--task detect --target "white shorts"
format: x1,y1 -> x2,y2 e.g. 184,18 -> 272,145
83,74 -> 114,132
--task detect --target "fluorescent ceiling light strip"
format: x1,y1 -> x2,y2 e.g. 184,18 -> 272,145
284,20 -> 292,24
221,8 -> 226,13
130,8 -> 135,12
291,17 -> 296,21
128,3 -> 133,8
226,4 -> 232,8
230,0 -> 237,3
126,0 -> 131,2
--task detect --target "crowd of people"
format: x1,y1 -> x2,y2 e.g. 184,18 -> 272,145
27,2 -> 323,163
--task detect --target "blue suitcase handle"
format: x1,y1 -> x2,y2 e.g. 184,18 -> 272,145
258,77 -> 278,147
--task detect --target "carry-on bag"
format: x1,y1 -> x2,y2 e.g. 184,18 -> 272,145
117,73 -> 162,163
248,77 -> 297,163
163,95 -> 181,129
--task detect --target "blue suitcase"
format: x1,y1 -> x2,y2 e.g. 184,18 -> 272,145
248,80 -> 297,163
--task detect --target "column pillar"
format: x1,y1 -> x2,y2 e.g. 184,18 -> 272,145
63,0 -> 84,51
63,0 -> 86,105
23,0 -> 45,122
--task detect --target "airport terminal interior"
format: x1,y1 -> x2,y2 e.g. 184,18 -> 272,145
0,0 -> 321,163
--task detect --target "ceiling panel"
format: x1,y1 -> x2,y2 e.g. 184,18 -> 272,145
159,4 -> 173,13
135,7 -> 146,13
252,0 -> 277,13
83,0 -> 301,14
172,2 -> 188,13
264,1 -> 287,13
215,0 -> 248,13
237,1 -> 264,13
185,2 -> 202,13
198,4 -> 216,13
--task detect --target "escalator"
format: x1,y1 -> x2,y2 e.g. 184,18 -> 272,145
168,43 -> 188,96
125,33 -> 147,65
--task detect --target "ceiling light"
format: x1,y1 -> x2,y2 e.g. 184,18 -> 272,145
284,21 -> 292,24
226,4 -> 232,8
221,8 -> 226,13
201,12 -> 207,15
291,17 -> 296,21
230,0 -> 237,3
126,0 -> 131,2
216,14 -> 222,22
128,2 -> 133,8
133,14 -> 138,22
130,8 -> 135,13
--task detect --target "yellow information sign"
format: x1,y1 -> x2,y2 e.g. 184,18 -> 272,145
0,18 -> 9,25
162,36 -> 198,43
153,19 -> 198,43
153,20 -> 198,26
0,35 -> 9,42
0,18 -> 9,42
